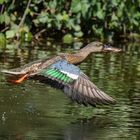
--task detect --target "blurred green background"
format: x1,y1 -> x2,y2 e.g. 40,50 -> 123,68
0,0 -> 140,48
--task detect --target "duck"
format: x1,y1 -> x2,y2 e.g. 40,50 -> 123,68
2,41 -> 121,107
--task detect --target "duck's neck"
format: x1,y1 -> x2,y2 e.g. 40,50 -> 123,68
66,47 -> 95,64
76,46 -> 98,58
63,44 -> 102,64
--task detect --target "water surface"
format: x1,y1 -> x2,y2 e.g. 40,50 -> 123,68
0,41 -> 140,140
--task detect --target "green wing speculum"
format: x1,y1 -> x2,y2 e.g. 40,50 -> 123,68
38,68 -> 74,84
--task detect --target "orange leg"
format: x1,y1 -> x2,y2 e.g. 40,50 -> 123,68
10,74 -> 28,84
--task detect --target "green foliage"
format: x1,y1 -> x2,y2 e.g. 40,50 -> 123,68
0,33 -> 6,48
0,0 -> 140,45
0,0 -> 4,4
62,34 -> 74,44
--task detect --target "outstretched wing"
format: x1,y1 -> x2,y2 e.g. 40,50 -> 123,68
32,60 -> 116,106
63,73 -> 116,106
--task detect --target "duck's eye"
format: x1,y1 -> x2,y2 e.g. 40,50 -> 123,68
103,44 -> 107,48
103,44 -> 111,49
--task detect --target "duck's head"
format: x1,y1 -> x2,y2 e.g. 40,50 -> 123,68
82,41 -> 122,53
102,44 -> 122,52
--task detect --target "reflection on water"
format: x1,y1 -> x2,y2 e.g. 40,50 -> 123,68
0,41 -> 140,140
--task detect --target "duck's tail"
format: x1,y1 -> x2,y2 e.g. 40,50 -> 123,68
1,70 -> 26,75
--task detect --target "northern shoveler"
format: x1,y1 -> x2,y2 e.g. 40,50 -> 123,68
2,41 -> 121,107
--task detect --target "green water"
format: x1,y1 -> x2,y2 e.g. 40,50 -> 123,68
0,41 -> 140,140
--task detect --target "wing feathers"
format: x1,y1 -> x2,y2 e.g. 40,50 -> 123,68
36,66 -> 116,106
63,74 -> 116,106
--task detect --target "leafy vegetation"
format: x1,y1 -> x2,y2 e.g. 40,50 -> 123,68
0,0 -> 140,47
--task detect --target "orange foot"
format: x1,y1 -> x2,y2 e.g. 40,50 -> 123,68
9,74 -> 28,84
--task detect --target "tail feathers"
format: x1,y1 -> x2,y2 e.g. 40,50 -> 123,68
1,70 -> 26,75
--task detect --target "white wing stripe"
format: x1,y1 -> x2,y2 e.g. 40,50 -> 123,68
61,70 -> 78,79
